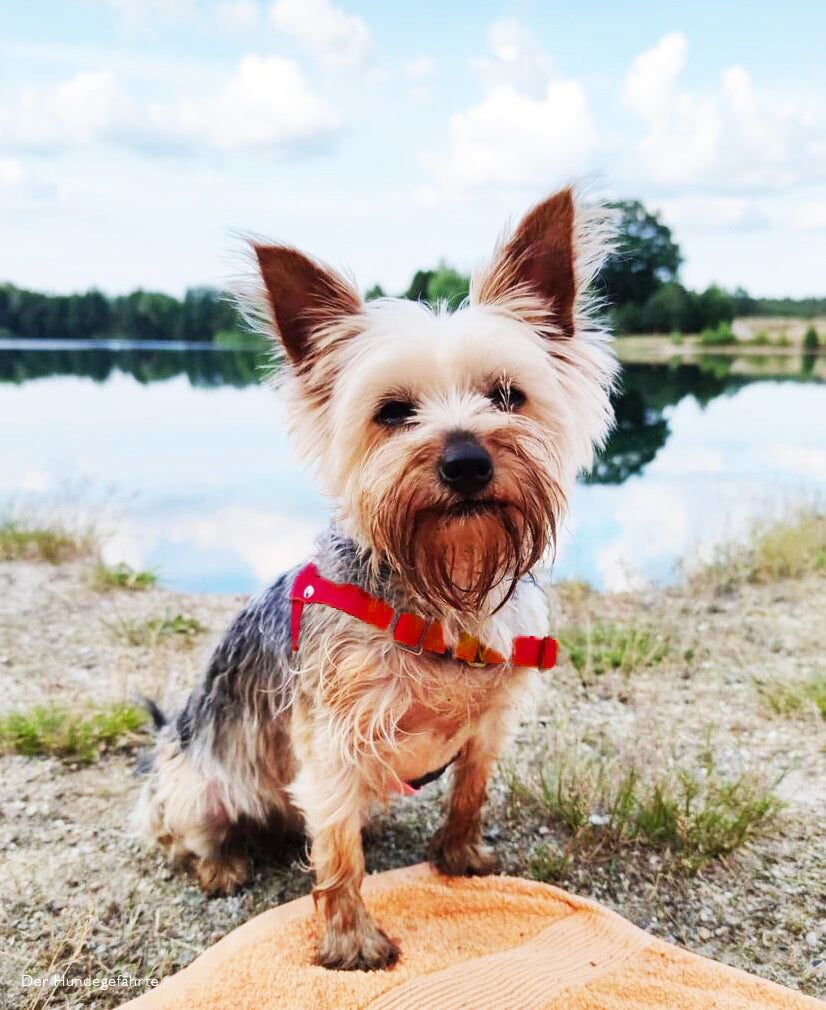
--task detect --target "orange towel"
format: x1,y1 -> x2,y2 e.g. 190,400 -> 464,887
121,864 -> 823,1010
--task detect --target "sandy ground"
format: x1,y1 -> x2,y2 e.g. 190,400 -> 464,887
0,556 -> 824,1008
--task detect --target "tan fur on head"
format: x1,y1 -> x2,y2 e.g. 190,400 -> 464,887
247,187 -> 617,614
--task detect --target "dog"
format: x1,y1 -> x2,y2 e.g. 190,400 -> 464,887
136,186 -> 617,971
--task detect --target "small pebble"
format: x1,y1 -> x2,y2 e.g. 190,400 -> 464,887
805,931 -> 818,950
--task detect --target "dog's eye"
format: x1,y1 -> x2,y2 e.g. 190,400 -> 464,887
374,399 -> 416,427
487,383 -> 526,411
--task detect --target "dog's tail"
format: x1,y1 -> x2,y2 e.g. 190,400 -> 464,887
134,694 -> 168,731
132,695 -> 167,777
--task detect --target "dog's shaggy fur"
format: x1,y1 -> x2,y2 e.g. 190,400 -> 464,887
136,187 -> 617,970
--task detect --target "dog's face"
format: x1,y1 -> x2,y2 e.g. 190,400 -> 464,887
251,189 -> 617,613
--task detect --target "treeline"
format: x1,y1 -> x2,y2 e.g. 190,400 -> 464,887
0,284 -> 244,343
3,198 -> 825,343
370,200 -> 826,335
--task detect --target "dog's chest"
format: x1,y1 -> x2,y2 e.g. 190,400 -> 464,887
374,654 -> 521,784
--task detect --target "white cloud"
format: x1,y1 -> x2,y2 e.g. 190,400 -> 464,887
444,81 -> 595,189
422,23 -> 596,197
177,506 -> 320,582
404,55 -> 435,80
623,33 -> 721,187
161,54 -> 340,151
99,0 -> 197,26
472,19 -> 554,98
768,446 -> 826,480
623,31 -> 687,122
213,0 -> 259,30
0,70 -> 134,150
657,195 -> 755,231
19,469 -> 52,493
786,200 -> 826,232
269,0 -> 371,69
0,57 -> 339,155
0,156 -> 27,188
623,33 -> 826,192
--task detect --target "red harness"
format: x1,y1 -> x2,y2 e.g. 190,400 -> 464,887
289,563 -> 557,670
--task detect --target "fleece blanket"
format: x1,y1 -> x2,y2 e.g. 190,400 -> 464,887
122,863 -> 822,1010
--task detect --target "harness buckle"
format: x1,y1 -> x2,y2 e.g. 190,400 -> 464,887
390,612 -> 431,655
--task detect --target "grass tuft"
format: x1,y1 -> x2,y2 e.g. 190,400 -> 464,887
701,507 -> 826,590
105,610 -> 208,647
753,672 -> 826,719
700,321 -> 738,346
0,516 -> 97,563
91,560 -> 158,591
0,702 -> 149,763
506,742 -> 781,875
559,621 -> 669,681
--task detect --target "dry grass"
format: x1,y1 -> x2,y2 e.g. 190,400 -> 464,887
0,518 -> 97,565
753,672 -> 826,720
698,507 -> 826,591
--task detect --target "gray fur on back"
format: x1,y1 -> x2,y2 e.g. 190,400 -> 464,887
172,526 -> 375,754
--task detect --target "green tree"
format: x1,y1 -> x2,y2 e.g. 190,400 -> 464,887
427,264 -> 469,307
640,282 -> 699,334
599,200 -> 682,307
113,291 -> 182,342
404,269 -> 433,301
697,285 -> 735,329
365,284 -> 385,301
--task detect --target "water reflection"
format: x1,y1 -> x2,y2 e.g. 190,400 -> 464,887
0,343 -> 268,389
1,344 -> 823,592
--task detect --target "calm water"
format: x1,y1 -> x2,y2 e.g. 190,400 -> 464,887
2,343 -> 825,594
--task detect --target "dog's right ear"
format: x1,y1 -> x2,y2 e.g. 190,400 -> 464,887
253,245 -> 362,365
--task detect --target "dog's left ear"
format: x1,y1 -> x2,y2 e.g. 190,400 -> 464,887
253,245 -> 362,366
473,188 -> 578,338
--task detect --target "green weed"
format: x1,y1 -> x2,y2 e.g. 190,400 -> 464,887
106,611 -> 207,647
559,622 -> 669,681
91,561 -> 158,591
0,702 -> 149,763
700,322 -> 737,346
508,745 -> 780,875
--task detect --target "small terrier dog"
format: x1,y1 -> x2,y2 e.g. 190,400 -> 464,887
137,187 -> 617,971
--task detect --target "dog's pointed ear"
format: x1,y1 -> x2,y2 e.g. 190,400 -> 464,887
253,245 -> 362,364
473,188 -> 577,338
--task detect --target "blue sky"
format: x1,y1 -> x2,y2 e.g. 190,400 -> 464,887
1,0 -> 825,299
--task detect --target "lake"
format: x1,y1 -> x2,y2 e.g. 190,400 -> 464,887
2,343 -> 825,594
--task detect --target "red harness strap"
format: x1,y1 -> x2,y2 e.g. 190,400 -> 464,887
289,563 -> 557,670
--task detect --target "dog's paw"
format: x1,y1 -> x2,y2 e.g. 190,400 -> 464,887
316,924 -> 400,971
429,837 -> 498,877
194,853 -> 251,895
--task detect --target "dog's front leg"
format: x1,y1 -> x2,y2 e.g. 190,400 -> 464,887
429,733 -> 498,876
312,814 -> 399,970
293,761 -> 399,971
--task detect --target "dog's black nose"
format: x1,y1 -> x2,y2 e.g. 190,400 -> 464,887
438,434 -> 493,496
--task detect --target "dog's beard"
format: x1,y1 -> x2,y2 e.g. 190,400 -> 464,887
375,475 -> 563,615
